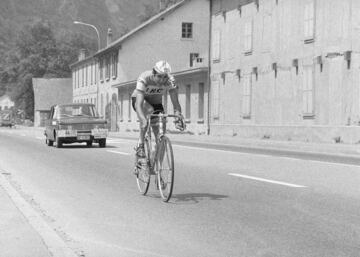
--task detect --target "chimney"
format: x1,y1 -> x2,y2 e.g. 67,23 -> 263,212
79,49 -> 86,61
107,28 -> 113,46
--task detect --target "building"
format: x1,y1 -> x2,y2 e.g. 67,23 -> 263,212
33,78 -> 73,126
71,49 -> 99,109
0,95 -> 14,111
71,0 -> 210,134
210,0 -> 360,143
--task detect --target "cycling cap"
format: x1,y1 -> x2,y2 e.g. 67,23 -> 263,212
154,60 -> 172,75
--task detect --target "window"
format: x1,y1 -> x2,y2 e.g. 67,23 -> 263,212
99,58 -> 104,81
85,65 -> 88,86
304,0 -> 315,43
128,93 -> 132,121
185,85 -> 191,120
105,56 -> 110,80
94,62 -> 97,84
182,22 -> 193,38
72,71 -> 75,90
81,67 -> 84,87
198,83 -> 204,120
74,70 -> 77,89
119,94 -> 123,121
100,94 -> 104,115
212,81 -> 220,119
112,52 -> 118,78
190,53 -> 199,67
90,63 -> 93,85
302,67 -> 314,117
212,30 -> 221,62
262,0 -> 273,52
244,20 -> 253,54
242,75 -> 252,118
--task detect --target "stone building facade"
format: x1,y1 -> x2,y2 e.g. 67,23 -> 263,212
210,0 -> 360,143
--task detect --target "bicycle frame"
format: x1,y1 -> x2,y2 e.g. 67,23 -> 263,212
145,113 -> 178,173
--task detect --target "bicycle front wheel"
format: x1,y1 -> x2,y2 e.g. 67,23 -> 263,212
136,138 -> 151,195
156,136 -> 174,202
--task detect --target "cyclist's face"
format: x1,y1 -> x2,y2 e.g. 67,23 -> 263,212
155,74 -> 168,83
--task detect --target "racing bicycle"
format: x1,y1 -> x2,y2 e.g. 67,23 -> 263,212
134,112 -> 180,202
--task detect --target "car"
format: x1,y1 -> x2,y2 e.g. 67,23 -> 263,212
44,103 -> 108,148
0,110 -> 15,128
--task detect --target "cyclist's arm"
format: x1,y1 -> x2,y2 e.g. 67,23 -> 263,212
135,90 -> 147,128
169,88 -> 182,115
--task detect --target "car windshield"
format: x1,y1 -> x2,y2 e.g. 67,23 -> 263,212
56,105 -> 98,118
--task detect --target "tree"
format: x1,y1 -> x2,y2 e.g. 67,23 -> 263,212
0,19 -> 93,120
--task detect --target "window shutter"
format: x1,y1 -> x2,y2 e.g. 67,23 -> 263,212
212,30 -> 221,61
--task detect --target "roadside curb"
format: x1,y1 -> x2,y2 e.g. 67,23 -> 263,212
107,132 -> 360,159
0,171 -> 78,257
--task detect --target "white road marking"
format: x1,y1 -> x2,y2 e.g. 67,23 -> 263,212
228,173 -> 307,188
107,150 -> 131,155
174,144 -> 254,154
36,137 -> 43,140
21,134 -> 26,137
174,145 -> 360,168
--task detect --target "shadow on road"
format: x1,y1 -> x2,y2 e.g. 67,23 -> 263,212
171,193 -> 228,204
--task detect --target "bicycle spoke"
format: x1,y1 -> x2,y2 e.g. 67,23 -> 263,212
157,137 -> 174,202
136,139 -> 151,195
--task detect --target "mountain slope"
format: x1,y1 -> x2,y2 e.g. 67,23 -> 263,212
0,0 -> 159,53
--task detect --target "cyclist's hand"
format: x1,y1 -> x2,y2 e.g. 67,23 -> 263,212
174,113 -> 186,131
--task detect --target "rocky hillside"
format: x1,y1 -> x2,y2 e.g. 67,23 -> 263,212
0,0 -> 159,52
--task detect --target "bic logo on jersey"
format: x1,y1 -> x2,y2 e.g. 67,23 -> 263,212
145,86 -> 165,95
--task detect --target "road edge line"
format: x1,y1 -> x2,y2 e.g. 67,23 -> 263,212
0,172 -> 78,257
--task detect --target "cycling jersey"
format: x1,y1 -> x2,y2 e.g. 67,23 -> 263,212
131,70 -> 177,104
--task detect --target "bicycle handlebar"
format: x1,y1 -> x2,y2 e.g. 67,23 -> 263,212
148,113 -> 181,119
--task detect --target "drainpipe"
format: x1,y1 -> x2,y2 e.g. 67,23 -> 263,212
207,0 -> 213,135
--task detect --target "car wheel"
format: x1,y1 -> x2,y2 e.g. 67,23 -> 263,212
56,136 -> 63,148
99,139 -> 106,148
86,141 -> 93,147
46,138 -> 54,146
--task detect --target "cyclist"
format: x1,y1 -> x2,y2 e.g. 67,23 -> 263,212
132,60 -> 185,159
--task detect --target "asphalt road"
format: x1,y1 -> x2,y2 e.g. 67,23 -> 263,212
0,127 -> 359,257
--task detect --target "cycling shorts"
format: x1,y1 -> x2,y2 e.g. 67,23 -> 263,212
131,97 -> 164,114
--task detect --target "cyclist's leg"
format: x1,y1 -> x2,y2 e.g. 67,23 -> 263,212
132,97 -> 154,145
150,104 -> 164,142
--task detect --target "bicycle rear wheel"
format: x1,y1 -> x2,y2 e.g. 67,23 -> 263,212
156,136 -> 174,202
136,138 -> 151,195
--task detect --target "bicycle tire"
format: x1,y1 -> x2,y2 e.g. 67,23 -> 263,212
156,136 -> 174,202
136,138 -> 151,195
